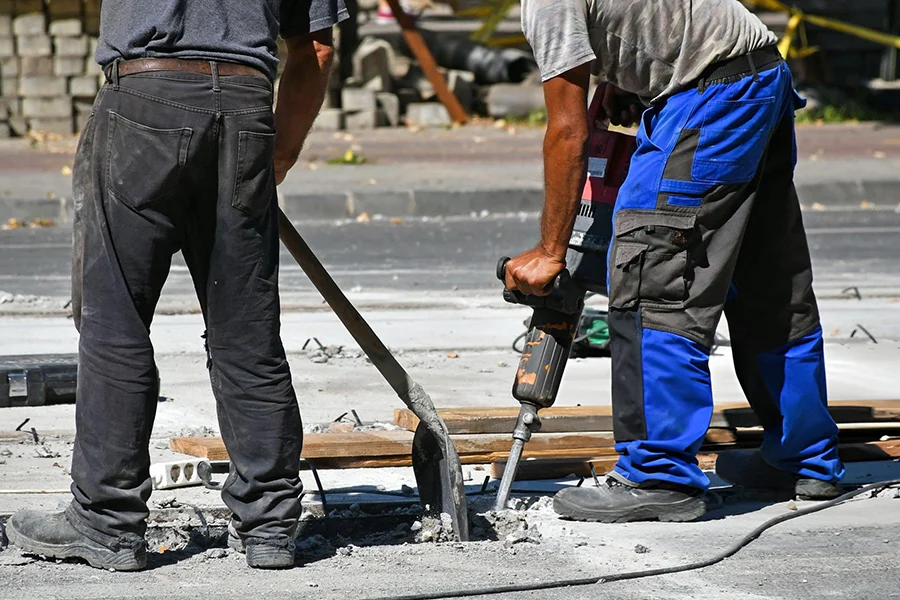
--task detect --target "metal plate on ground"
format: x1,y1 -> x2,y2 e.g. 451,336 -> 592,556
0,354 -> 78,408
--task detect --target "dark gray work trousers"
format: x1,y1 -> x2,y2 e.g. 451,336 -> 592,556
66,63 -> 303,551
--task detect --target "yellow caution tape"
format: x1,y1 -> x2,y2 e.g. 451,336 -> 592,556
744,0 -> 900,59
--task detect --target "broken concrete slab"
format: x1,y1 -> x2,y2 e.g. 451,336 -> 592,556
406,102 -> 451,128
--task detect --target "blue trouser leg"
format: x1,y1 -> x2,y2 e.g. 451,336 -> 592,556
607,59 -> 844,490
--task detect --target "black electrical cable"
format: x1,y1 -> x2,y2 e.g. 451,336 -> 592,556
367,479 -> 900,600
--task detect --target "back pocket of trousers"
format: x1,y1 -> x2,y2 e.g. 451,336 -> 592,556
232,131 -> 276,217
106,111 -> 192,210
692,96 -> 776,185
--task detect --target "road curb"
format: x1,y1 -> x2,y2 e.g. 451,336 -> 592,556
1,180 -> 897,224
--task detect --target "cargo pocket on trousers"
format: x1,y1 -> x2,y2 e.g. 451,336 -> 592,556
608,242 -> 647,310
106,111 -> 192,210
232,131 -> 276,217
610,210 -> 696,310
691,96 -> 776,185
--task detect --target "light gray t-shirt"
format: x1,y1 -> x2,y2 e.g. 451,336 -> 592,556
521,0 -> 777,102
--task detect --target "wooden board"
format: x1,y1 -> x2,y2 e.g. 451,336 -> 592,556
170,430 -> 617,462
394,400 -> 900,434
488,440 -> 900,482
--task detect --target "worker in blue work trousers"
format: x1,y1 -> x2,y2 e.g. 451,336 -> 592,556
502,0 -> 846,522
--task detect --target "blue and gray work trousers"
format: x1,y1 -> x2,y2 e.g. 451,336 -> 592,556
607,47 -> 845,490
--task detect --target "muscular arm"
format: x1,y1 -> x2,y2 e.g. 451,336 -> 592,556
504,63 -> 591,296
273,29 -> 335,185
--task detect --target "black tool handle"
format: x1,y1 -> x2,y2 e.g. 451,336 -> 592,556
496,256 -> 581,314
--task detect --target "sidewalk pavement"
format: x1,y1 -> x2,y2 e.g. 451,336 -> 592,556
0,123 -> 898,223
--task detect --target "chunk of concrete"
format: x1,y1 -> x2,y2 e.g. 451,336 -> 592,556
376,92 -> 400,127
0,15 -> 11,37
16,34 -> 52,57
0,57 -> 17,77
53,36 -> 89,57
344,109 -> 377,130
20,56 -> 53,76
54,56 -> 84,76
447,69 -> 475,113
0,36 -> 16,58
312,108 -> 345,132
8,115 -> 28,136
12,13 -> 46,36
0,122 -> 11,138
29,116 -> 73,135
49,18 -> 83,37
342,86 -> 376,113
352,36 -> 395,92
486,83 -> 545,118
22,96 -> 72,118
19,76 -> 67,97
69,75 -> 98,97
405,102 -> 451,128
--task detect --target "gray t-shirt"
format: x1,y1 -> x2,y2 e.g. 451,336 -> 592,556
521,0 -> 777,102
96,0 -> 349,81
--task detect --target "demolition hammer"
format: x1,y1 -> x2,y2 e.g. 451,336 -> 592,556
494,97 -> 637,510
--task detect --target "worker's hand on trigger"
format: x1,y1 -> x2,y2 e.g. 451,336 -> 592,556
504,247 -> 566,297
598,82 -> 643,128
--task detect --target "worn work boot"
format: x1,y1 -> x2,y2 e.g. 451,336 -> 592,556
715,449 -> 843,500
7,510 -> 146,571
227,521 -> 295,569
553,478 -> 707,523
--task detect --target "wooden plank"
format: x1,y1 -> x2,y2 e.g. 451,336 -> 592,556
488,440 -> 900,482
383,0 -> 468,124
395,400 -> 900,433
171,430 -> 617,461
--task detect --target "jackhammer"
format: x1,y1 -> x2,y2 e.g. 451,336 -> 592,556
494,96 -> 637,510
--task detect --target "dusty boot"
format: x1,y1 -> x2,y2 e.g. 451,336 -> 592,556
716,449 -> 843,500
553,478 -> 707,523
7,510 -> 146,571
228,522 -> 295,569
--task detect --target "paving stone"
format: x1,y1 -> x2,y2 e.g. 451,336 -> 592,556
22,96 -> 73,119
16,34 -> 52,57
0,36 -> 14,58
20,56 -> 53,76
0,15 -> 11,37
69,75 -> 98,97
0,57 -> 18,77
342,86 -> 376,113
19,76 -> 67,97
0,122 -> 11,138
447,70 -> 475,114
352,36 -> 395,91
344,109 -> 377,130
54,36 -> 89,57
54,56 -> 84,76
312,108 -> 345,132
376,92 -> 400,127
29,116 -> 73,135
8,115 -> 27,136
49,19 -> 83,37
12,13 -> 46,37
405,102 -> 451,128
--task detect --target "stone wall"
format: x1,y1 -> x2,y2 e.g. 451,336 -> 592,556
0,0 -> 101,137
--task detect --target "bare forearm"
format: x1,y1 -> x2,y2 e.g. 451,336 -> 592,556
539,125 -> 588,260
274,37 -> 334,181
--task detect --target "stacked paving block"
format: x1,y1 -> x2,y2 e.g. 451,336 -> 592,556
0,0 -> 103,137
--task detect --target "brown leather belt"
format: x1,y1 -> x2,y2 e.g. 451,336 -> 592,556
110,58 -> 269,81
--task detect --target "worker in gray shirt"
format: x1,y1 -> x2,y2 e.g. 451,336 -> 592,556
7,0 -> 347,570
503,0 -> 845,522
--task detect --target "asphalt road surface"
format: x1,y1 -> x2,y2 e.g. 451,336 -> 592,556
1,208 -> 899,301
